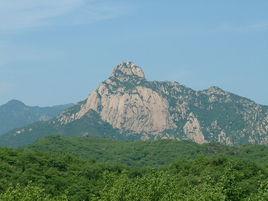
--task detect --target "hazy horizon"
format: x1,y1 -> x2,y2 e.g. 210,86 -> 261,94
1,0 -> 267,106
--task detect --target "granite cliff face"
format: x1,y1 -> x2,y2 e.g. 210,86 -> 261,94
58,62 -> 268,145
76,62 -> 176,135
59,62 -> 176,136
2,62 -> 268,147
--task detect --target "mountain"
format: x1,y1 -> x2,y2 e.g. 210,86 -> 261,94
1,62 -> 268,147
0,99 -> 72,136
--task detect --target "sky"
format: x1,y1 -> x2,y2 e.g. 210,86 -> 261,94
0,0 -> 267,106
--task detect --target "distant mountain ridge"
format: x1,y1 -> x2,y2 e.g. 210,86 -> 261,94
0,99 -> 72,136
1,62 -> 268,147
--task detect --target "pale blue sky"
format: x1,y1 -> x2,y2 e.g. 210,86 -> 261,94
0,0 -> 267,106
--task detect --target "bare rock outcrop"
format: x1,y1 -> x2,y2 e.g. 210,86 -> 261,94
183,113 -> 206,144
78,86 -> 176,133
69,62 -> 176,134
112,61 -> 145,79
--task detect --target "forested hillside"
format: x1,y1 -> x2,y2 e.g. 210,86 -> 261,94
29,136 -> 268,169
0,137 -> 267,200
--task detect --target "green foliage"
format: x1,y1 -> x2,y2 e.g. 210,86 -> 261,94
0,184 -> 67,201
30,136 -> 268,170
93,157 -> 267,201
0,137 -> 267,200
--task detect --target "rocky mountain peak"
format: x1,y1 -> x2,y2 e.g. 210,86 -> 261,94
112,61 -> 145,79
59,61 -> 176,134
55,63 -> 268,145
205,86 -> 227,95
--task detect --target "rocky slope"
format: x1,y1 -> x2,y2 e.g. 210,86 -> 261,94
0,100 -> 72,135
1,62 -> 268,146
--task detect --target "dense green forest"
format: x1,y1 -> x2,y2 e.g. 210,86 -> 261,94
0,136 -> 267,200
29,136 -> 268,169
